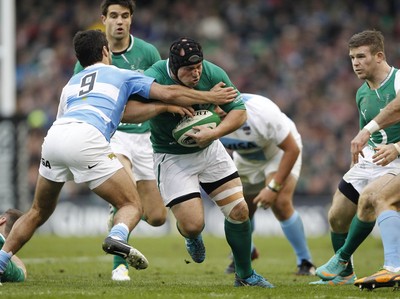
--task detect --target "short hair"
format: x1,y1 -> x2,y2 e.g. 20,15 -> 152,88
348,30 -> 385,55
169,37 -> 203,76
101,0 -> 136,16
1,209 -> 23,236
73,30 -> 109,67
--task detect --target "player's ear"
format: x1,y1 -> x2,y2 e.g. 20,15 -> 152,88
376,51 -> 385,62
101,14 -> 107,25
0,216 -> 6,226
102,46 -> 110,58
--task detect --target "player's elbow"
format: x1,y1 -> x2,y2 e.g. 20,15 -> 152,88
235,109 -> 247,128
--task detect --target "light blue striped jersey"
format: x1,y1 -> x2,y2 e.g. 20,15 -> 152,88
220,93 -> 301,161
54,63 -> 154,141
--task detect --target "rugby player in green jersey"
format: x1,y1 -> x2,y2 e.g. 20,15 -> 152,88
313,30 -> 400,286
317,30 -> 400,290
0,209 -> 26,284
134,37 -> 274,288
74,0 -> 165,281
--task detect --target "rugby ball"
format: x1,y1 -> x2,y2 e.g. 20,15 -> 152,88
172,109 -> 221,147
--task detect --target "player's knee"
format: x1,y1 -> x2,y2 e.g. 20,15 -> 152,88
178,219 -> 204,237
271,198 -> 293,220
328,208 -> 348,232
358,189 -> 381,217
226,200 -> 249,223
146,210 -> 167,227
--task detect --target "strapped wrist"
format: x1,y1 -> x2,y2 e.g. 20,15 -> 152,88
394,143 -> 400,157
267,179 -> 282,193
364,120 -> 380,134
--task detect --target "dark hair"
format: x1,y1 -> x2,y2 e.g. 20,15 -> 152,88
101,0 -> 136,16
73,30 -> 109,67
348,30 -> 385,55
169,37 -> 203,76
2,209 -> 23,236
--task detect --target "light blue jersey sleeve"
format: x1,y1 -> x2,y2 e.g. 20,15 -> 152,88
54,64 -> 154,141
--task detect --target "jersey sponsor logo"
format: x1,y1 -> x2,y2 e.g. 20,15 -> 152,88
41,158 -> 51,169
242,125 -> 251,135
222,141 -> 258,150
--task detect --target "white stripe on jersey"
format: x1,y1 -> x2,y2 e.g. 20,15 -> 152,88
67,104 -> 111,123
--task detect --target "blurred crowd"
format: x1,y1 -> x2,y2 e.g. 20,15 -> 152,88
15,0 -> 400,199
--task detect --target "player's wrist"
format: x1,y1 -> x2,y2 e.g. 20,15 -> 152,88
394,142 -> 400,157
267,179 -> 282,193
364,120 -> 380,134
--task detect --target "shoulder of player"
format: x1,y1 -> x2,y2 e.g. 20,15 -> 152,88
131,36 -> 159,52
201,59 -> 225,73
200,60 -> 235,89
243,94 -> 280,112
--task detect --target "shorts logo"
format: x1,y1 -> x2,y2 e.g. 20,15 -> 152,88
88,163 -> 99,169
108,153 -> 117,160
41,158 -> 51,169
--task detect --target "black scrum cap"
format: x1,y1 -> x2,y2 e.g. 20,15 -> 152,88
169,37 -> 203,76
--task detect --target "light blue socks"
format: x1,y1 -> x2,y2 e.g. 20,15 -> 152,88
378,210 -> 400,271
108,223 -> 129,241
280,211 -> 312,265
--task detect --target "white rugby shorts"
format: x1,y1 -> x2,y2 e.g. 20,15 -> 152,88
110,130 -> 155,181
154,140 -> 238,206
233,148 -> 302,186
343,146 -> 400,193
39,122 -> 123,189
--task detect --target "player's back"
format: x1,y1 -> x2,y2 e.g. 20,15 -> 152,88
56,64 -> 154,141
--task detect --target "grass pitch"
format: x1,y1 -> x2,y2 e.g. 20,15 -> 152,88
0,234 -> 397,299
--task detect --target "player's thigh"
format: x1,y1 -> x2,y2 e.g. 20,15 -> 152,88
360,173 -> 400,216
137,180 -> 166,225
93,167 -> 140,209
328,189 -> 357,232
116,153 -> 136,184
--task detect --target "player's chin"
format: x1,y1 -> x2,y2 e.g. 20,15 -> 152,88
186,81 -> 198,88
355,73 -> 366,80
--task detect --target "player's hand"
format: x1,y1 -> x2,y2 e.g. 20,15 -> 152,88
372,144 -> 398,166
253,188 -> 278,210
208,82 -> 238,105
185,125 -> 217,148
166,105 -> 194,117
350,129 -> 370,164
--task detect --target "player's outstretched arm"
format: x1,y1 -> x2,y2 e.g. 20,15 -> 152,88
122,101 -> 194,123
149,82 -> 238,106
373,94 -> 400,129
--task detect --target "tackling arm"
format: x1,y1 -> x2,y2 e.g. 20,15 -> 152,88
122,101 -> 194,123
149,82 -> 238,106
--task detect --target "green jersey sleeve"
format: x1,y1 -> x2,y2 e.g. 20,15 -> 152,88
0,234 -> 25,282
